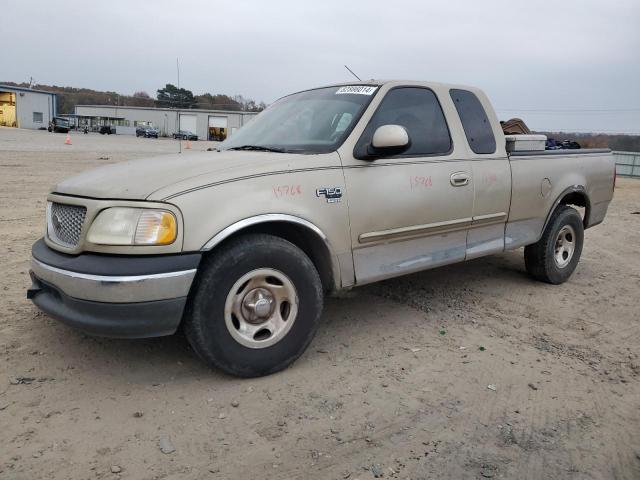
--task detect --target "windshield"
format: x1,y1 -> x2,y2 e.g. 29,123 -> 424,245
220,85 -> 378,154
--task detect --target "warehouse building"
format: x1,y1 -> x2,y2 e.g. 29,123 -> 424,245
0,84 -> 57,129
74,105 -> 258,141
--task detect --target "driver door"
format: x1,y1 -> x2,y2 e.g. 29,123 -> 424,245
341,86 -> 473,284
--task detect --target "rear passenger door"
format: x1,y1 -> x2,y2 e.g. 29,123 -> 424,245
341,86 -> 474,284
449,89 -> 511,259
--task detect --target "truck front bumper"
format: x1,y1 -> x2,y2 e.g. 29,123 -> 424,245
27,238 -> 201,338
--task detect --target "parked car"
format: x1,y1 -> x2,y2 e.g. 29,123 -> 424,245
136,126 -> 159,138
99,125 -> 115,135
173,130 -> 198,141
48,117 -> 71,133
28,80 -> 615,377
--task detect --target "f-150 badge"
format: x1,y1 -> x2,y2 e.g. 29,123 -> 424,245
316,187 -> 343,203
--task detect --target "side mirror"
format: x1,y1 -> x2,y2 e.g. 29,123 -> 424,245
368,124 -> 410,157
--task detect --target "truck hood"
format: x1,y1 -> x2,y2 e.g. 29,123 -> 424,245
53,150 -> 333,201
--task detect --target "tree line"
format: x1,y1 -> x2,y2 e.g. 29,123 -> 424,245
155,84 -> 266,111
1,82 -> 266,114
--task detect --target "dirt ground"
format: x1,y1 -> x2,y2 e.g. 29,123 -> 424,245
1,127 -> 639,480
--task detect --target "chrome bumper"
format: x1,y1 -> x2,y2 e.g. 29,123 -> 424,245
28,238 -> 202,338
30,258 -> 197,303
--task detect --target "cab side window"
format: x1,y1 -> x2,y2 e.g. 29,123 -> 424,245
450,89 -> 496,154
355,87 -> 451,158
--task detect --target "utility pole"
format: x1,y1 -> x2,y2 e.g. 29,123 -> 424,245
177,58 -> 181,154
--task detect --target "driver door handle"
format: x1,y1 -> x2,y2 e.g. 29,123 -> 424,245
450,172 -> 470,187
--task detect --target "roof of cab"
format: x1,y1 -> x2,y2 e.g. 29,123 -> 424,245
317,79 -> 482,93
276,80 -> 486,104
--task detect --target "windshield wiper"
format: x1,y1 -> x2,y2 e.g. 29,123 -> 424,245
227,145 -> 286,153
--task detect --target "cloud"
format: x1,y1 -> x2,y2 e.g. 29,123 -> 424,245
3,0 -> 639,132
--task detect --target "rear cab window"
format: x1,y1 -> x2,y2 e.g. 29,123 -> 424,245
355,87 -> 452,158
450,89 -> 496,155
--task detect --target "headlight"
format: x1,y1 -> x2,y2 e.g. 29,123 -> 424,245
87,208 -> 177,246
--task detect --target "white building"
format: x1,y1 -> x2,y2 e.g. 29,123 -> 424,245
74,105 -> 258,141
0,84 -> 57,129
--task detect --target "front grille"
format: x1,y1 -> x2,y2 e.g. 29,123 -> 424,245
48,202 -> 87,247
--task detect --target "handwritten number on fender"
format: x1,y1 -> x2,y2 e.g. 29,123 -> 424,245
273,185 -> 303,198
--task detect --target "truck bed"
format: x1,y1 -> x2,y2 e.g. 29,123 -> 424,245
505,148 -> 615,250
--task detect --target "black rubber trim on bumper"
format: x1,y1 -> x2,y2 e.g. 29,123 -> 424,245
30,275 -> 186,339
32,238 -> 202,276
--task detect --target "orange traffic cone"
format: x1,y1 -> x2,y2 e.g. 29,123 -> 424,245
64,133 -> 72,145
185,139 -> 192,149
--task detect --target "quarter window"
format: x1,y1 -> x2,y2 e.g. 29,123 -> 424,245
450,89 -> 496,154
355,87 -> 451,158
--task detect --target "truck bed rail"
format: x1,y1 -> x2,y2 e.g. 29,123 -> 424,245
509,148 -> 611,157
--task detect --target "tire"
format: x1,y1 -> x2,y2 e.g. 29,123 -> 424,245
524,205 -> 584,284
184,234 -> 324,377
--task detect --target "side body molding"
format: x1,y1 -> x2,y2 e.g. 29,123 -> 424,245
200,214 -> 342,289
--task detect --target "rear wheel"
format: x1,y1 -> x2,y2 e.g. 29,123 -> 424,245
524,205 -> 584,284
184,234 -> 324,377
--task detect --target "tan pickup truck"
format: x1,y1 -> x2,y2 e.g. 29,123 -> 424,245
28,80 -> 615,377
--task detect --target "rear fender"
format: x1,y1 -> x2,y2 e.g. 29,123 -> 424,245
541,185 -> 590,234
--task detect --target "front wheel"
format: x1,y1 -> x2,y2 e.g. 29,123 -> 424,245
184,234 -> 324,377
524,205 -> 584,284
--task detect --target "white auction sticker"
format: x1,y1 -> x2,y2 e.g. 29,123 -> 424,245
335,86 -> 377,95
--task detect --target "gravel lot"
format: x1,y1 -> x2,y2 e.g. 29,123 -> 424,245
1,127 -> 639,479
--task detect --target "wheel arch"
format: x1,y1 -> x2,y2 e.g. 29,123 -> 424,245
200,214 -> 340,292
542,185 -> 591,233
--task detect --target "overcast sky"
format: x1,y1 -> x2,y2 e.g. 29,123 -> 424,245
3,0 -> 639,133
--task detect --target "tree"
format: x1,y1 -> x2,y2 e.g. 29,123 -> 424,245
156,84 -> 195,108
129,91 -> 154,107
195,93 -> 242,111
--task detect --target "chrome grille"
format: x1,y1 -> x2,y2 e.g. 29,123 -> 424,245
48,202 -> 87,247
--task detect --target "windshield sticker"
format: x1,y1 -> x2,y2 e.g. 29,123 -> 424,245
335,86 -> 377,96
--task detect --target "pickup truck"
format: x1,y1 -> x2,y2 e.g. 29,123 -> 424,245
27,80 -> 615,377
